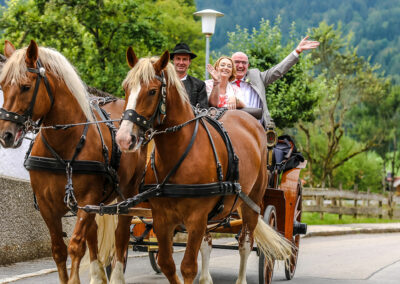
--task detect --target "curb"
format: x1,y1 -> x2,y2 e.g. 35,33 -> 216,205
303,227 -> 400,238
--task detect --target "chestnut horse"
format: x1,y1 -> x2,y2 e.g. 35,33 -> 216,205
115,49 -> 291,284
0,40 -> 146,284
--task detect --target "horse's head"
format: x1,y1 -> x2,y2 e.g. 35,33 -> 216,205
117,48 -> 172,151
0,40 -> 54,148
0,40 -> 92,148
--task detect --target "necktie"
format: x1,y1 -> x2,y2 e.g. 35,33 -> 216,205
235,79 -> 241,87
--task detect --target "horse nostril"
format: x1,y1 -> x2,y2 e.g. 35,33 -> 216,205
3,131 -> 14,145
129,134 -> 136,150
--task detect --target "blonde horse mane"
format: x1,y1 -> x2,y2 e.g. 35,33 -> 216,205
122,56 -> 189,103
0,46 -> 93,121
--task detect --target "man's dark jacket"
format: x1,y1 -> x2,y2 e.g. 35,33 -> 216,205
182,75 -> 208,109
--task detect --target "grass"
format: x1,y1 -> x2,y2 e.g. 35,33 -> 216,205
302,212 -> 400,225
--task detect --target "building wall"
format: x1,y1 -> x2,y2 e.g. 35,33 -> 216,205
0,175 -> 76,265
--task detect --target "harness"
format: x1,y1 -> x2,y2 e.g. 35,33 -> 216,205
0,59 -> 122,213
0,59 -> 54,130
81,72 -> 261,221
24,100 -> 122,213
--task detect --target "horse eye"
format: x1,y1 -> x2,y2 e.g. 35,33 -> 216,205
148,89 -> 157,96
20,85 -> 31,92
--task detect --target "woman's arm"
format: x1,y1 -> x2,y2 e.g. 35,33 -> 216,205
206,64 -> 220,107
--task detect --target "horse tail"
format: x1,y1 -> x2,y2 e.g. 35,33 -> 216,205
254,215 -> 294,266
95,213 -> 118,266
79,213 -> 117,273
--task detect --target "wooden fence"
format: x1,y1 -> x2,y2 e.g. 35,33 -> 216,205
302,186 -> 400,220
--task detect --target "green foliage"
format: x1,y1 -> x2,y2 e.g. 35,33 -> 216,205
225,19 -> 318,128
297,128 -> 383,191
196,0 -> 400,83
0,0 -> 204,95
296,22 -> 393,188
332,146 -> 383,191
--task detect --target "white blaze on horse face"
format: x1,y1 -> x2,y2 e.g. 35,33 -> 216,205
116,86 -> 141,151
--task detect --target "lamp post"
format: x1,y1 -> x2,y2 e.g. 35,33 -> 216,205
193,9 -> 224,80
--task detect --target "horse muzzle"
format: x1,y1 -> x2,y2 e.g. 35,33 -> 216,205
0,124 -> 26,148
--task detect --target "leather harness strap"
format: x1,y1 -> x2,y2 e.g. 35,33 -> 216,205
24,101 -> 122,213
0,60 -> 54,130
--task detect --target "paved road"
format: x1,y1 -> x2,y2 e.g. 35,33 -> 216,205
1,232 -> 399,283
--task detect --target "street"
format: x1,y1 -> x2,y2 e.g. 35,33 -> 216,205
1,233 -> 399,283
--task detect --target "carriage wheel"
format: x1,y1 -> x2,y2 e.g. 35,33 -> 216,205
149,250 -> 162,273
284,182 -> 302,280
258,205 -> 277,284
105,247 -> 128,280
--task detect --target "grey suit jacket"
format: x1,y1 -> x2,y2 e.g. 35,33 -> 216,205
244,52 -> 299,128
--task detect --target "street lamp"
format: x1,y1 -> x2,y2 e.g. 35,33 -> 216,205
193,9 -> 224,80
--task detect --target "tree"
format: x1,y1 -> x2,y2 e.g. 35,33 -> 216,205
297,22 -> 392,188
225,18 -> 318,128
0,0 -> 204,95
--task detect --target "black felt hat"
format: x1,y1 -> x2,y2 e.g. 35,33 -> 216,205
170,43 -> 197,60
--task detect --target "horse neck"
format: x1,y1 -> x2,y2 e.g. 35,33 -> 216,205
153,86 -> 196,160
46,75 -> 87,123
40,75 -> 90,151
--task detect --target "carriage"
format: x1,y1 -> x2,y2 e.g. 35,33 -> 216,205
120,141 -> 307,284
0,41 -> 307,284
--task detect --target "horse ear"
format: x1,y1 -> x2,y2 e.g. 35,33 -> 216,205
154,50 -> 170,73
25,40 -> 39,67
126,46 -> 138,69
4,40 -> 16,58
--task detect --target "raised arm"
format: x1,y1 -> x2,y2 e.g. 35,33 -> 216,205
295,35 -> 320,54
206,64 -> 221,107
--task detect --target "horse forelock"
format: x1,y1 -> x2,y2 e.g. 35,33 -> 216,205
122,57 -> 189,111
0,46 -> 93,121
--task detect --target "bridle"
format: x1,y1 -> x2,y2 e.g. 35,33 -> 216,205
121,70 -> 167,138
0,59 -> 54,132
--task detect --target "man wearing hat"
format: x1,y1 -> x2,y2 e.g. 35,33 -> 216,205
170,43 -> 208,108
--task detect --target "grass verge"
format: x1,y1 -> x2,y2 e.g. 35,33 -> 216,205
302,212 -> 400,225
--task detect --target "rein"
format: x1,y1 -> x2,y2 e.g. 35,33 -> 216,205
81,73 -> 261,218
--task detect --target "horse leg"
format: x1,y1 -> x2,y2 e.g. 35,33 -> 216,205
109,215 -> 133,284
68,210 -> 96,284
199,232 -> 213,284
180,220 -> 207,284
85,216 -> 107,284
236,206 -> 259,284
153,218 -> 182,284
40,208 -> 69,284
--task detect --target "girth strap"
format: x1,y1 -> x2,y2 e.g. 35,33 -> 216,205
141,182 -> 241,198
24,156 -> 112,175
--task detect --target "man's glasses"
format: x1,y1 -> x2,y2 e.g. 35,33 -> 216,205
234,60 -> 248,66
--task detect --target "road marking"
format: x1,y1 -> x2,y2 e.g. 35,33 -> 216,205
0,268 -> 60,283
0,249 -> 186,283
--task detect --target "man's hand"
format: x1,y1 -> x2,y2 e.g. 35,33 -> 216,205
295,36 -> 320,54
207,64 -> 221,84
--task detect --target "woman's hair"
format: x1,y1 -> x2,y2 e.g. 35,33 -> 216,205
213,56 -> 237,82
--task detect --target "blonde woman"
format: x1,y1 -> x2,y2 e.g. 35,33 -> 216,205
205,56 -> 246,109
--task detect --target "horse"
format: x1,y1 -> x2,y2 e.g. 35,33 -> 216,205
0,40 -> 146,284
114,48 -> 292,284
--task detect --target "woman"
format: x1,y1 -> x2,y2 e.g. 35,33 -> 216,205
205,56 -> 246,109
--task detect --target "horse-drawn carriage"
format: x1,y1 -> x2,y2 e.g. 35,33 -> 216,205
0,40 -> 307,284
123,139 -> 307,284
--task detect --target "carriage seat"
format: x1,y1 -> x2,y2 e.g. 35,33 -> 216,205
270,135 -> 304,174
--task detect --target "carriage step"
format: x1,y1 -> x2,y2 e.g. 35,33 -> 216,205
293,221 -> 307,235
